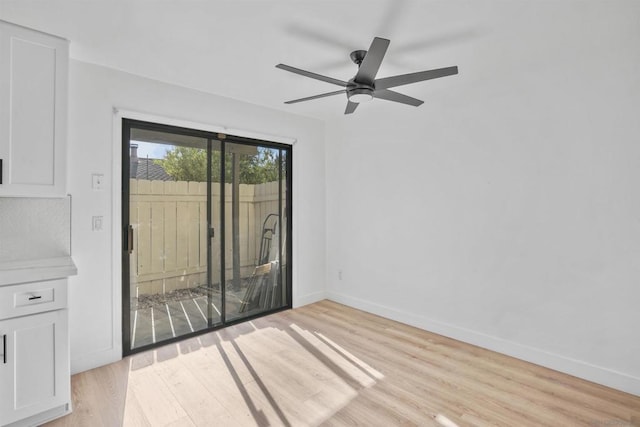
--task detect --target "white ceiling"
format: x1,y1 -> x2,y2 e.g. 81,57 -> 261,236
0,0 -> 492,120
1,1 -> 637,121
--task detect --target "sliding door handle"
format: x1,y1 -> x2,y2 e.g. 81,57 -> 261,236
125,225 -> 134,254
128,225 -> 134,254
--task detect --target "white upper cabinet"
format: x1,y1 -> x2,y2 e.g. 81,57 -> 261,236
0,20 -> 68,197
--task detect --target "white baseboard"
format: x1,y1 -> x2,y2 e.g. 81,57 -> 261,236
293,290 -> 327,308
71,347 -> 121,375
326,291 -> 640,397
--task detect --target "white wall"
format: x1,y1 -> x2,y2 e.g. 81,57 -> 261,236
325,2 -> 640,395
67,60 -> 326,373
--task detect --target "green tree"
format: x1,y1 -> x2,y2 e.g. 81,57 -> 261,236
155,146 -> 207,181
155,146 -> 281,184
239,148 -> 280,184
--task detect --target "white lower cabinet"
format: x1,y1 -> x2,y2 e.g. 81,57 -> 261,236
0,282 -> 70,427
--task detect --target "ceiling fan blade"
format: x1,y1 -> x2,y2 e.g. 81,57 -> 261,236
345,101 -> 359,114
354,37 -> 390,85
374,89 -> 424,107
284,90 -> 345,104
375,66 -> 458,90
276,64 -> 348,87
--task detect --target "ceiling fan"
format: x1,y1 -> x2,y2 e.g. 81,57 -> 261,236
276,36 -> 458,114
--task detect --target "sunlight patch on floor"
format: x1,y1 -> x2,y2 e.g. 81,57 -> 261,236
290,323 -> 378,388
314,331 -> 385,380
435,414 -> 461,427
121,321 -> 382,426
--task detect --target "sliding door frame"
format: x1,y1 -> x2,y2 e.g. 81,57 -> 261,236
121,118 -> 292,356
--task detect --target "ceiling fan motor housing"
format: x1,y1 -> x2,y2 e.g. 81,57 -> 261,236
347,76 -> 375,102
348,49 -> 376,102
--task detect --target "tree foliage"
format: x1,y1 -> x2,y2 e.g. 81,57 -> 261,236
155,146 -> 207,182
155,146 -> 282,184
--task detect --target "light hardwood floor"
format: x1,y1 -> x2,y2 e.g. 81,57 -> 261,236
45,300 -> 640,427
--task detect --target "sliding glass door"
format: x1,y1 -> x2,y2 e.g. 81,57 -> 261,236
122,119 -> 291,355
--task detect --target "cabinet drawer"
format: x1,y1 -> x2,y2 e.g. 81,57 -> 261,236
0,279 -> 67,320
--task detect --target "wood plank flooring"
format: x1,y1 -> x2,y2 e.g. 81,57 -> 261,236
45,300 -> 640,427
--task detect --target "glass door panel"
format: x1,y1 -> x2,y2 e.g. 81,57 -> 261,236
224,143 -> 287,321
125,125 -> 221,351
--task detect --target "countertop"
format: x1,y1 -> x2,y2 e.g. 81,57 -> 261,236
0,256 -> 77,286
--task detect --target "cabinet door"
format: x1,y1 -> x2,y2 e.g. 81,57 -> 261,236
0,21 -> 68,197
0,310 -> 70,426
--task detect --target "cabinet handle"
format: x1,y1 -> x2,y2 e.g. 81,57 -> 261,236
0,158 -> 3,185
2,334 -> 6,364
28,295 -> 42,301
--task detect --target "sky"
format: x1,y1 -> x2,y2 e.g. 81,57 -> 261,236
132,141 -> 173,159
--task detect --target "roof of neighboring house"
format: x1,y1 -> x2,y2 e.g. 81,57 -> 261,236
131,158 -> 173,181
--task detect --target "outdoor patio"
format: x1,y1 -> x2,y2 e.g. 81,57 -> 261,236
130,271 -> 283,349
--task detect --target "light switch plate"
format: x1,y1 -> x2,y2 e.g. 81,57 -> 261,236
92,216 -> 103,231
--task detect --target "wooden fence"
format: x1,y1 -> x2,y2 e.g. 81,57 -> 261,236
129,179 -> 283,295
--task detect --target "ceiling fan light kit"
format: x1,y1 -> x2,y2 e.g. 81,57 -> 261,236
276,36 -> 459,114
347,87 -> 374,103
